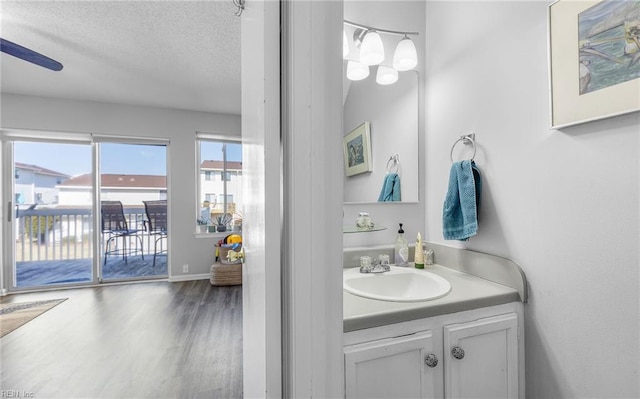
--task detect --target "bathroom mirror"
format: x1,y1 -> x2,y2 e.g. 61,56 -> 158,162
342,1 -> 421,204
343,71 -> 419,203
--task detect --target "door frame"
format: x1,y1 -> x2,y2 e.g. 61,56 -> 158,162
240,0 -> 344,397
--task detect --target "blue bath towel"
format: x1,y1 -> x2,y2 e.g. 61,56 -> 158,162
443,160 -> 481,241
378,173 -> 401,202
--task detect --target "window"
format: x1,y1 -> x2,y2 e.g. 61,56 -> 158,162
15,170 -> 20,179
220,194 -> 234,203
197,137 -> 242,228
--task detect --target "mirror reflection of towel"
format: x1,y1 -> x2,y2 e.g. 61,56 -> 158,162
443,160 -> 481,241
378,173 -> 401,202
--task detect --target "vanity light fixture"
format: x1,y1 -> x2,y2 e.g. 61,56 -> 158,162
376,65 -> 398,85
393,35 -> 418,71
344,19 -> 419,84
346,60 -> 370,81
360,30 -> 385,65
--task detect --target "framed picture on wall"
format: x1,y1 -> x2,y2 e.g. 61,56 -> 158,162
548,0 -> 640,129
343,122 -> 372,177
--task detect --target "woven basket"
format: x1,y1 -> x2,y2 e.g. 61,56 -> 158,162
210,262 -> 242,286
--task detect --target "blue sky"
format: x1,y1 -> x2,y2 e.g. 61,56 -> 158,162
14,141 -> 242,176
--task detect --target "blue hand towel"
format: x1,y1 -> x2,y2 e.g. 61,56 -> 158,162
378,173 -> 401,202
443,160 -> 481,241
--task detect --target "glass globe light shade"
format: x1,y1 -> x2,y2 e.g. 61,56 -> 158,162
343,30 -> 349,59
360,31 -> 385,65
346,61 -> 369,81
393,36 -> 418,71
376,65 -> 398,85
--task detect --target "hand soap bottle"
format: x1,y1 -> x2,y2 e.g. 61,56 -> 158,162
394,223 -> 409,266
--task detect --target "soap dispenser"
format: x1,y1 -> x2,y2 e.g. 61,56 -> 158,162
394,223 -> 409,266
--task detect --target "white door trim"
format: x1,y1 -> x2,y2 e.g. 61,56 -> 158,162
281,1 -> 344,397
241,1 -> 282,397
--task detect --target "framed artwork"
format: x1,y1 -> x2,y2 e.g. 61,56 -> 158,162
343,122 -> 372,177
548,0 -> 640,129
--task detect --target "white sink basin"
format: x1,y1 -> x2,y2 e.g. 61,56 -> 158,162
343,266 -> 451,302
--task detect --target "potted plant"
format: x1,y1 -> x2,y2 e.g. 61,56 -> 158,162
214,213 -> 233,232
196,217 -> 209,233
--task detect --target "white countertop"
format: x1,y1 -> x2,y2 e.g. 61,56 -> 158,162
343,263 -> 520,332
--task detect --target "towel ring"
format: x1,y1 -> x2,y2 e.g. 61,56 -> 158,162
450,133 -> 476,163
386,154 -> 400,174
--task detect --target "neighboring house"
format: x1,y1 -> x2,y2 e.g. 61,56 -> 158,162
14,162 -> 69,205
200,160 -> 242,212
57,174 -> 167,206
50,174 -> 167,243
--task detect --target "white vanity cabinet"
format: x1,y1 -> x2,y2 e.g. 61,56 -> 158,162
344,331 -> 439,398
344,304 -> 523,399
444,313 -> 519,399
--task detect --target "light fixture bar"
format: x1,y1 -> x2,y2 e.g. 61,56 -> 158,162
344,20 -> 419,37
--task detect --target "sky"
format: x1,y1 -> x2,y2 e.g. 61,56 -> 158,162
14,141 -> 242,177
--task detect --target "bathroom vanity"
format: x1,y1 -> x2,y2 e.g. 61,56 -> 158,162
343,244 -> 527,399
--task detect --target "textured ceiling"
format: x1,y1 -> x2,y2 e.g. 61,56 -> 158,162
0,1 -> 241,115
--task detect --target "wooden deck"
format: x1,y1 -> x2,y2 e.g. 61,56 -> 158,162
16,255 -> 167,288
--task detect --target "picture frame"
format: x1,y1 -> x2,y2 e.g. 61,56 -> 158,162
343,122 -> 372,177
548,0 -> 640,129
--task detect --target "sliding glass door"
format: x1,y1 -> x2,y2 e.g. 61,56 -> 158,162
9,141 -> 94,288
99,143 -> 168,281
2,133 -> 169,291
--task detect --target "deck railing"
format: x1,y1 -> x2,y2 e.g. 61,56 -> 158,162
14,207 -> 165,262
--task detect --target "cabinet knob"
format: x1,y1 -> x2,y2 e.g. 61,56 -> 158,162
424,353 -> 438,368
451,346 -> 465,360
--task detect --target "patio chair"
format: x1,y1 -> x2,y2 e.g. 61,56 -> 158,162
143,200 -> 167,267
101,201 -> 144,265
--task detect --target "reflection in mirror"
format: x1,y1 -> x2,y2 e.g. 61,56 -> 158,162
343,71 -> 419,203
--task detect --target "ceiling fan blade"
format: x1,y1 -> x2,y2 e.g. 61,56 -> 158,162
0,38 -> 63,71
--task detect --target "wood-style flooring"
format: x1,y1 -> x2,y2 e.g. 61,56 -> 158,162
0,280 -> 242,398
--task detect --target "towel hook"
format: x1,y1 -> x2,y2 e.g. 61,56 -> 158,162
386,154 -> 400,174
450,133 -> 476,163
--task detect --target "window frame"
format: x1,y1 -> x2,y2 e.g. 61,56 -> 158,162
195,135 -> 242,232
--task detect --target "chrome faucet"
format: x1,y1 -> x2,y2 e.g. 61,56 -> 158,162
359,254 -> 391,274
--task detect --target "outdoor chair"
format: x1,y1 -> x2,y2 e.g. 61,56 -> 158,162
101,201 -> 144,265
143,200 -> 167,267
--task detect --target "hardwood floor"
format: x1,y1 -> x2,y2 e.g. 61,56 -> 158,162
0,280 -> 242,398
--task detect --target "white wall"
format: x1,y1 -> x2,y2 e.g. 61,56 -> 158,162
424,2 -> 639,398
343,0 -> 426,249
1,93 -> 241,278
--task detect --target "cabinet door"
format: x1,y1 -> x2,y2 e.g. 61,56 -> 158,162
344,331 -> 439,398
444,313 -> 519,399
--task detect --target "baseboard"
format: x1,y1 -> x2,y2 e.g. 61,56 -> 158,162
168,273 -> 210,282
